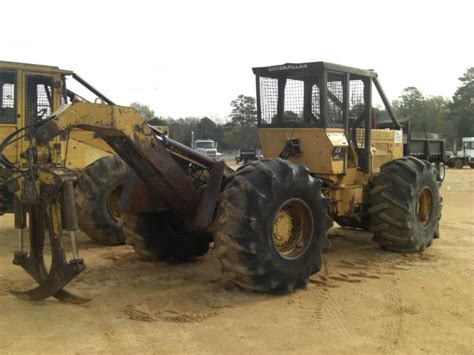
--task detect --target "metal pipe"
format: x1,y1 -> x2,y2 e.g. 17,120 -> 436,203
61,179 -> 80,260
72,73 -> 115,105
150,127 -> 215,168
372,77 -> 401,129
256,75 -> 262,126
18,229 -> 24,253
14,199 -> 26,252
69,231 -> 80,260
320,71 -> 328,128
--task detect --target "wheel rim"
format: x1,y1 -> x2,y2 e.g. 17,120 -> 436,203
272,198 -> 313,260
416,187 -> 433,229
107,184 -> 123,221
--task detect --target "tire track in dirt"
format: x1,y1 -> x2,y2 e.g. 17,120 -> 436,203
309,245 -> 438,353
0,276 -> 35,297
81,227 -> 441,329
378,290 -> 420,353
122,284 -> 266,324
91,248 -> 268,324
310,239 -> 440,311
73,226 -> 443,327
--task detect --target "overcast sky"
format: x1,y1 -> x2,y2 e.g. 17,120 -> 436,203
2,0 -> 472,121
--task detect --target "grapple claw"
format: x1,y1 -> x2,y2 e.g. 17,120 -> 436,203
11,203 -> 88,304
10,260 -> 83,302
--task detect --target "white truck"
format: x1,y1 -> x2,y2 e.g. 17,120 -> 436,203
447,137 -> 474,169
193,139 -> 222,160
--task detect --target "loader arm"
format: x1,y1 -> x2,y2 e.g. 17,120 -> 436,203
5,101 -> 227,303
34,102 -> 219,216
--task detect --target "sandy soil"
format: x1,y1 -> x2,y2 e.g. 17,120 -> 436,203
0,168 -> 473,354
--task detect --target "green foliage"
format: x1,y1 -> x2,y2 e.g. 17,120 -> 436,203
156,96 -> 260,150
230,95 -> 257,128
448,68 -> 474,138
166,117 -> 199,146
148,117 -> 167,126
392,68 -> 474,147
224,95 -> 260,149
424,96 -> 456,139
222,124 -> 242,149
221,123 -> 259,150
162,116 -> 224,148
282,111 -> 300,121
130,102 -> 156,121
394,87 -> 425,121
196,117 -> 217,139
392,87 -> 456,145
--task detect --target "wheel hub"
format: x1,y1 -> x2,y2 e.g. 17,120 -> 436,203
272,198 -> 313,260
273,210 -> 294,247
107,184 -> 123,221
416,187 -> 433,228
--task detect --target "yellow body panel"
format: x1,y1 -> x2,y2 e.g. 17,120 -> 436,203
258,128 -> 348,174
330,185 -> 364,217
62,133 -> 114,170
0,62 -> 89,169
1,61 -> 168,174
0,126 -> 21,165
370,129 -> 404,172
258,127 -> 404,217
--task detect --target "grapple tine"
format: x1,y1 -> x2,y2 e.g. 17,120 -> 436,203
10,262 -> 82,302
51,290 -> 91,305
11,203 -> 88,304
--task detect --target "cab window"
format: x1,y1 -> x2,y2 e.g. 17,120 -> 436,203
0,71 -> 16,124
25,75 -> 53,126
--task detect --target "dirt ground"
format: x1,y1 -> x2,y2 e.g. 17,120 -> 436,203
0,168 -> 472,354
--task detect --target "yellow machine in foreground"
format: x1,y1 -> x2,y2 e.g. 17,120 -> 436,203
254,62 -> 407,228
0,61 -> 167,245
4,62 -> 442,303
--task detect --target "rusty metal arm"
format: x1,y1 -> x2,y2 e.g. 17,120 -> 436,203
35,102 -> 206,215
7,101 -> 228,303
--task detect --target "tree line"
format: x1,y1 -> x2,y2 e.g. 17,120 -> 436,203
131,67 -> 473,151
132,95 -> 260,151
391,67 -> 473,147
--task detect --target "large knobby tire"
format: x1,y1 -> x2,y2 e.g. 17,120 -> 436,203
121,212 -> 211,262
211,159 -> 332,294
369,157 -> 442,252
75,156 -> 129,245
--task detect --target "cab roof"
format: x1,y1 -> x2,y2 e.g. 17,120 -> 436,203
252,61 -> 377,79
0,60 -> 73,75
